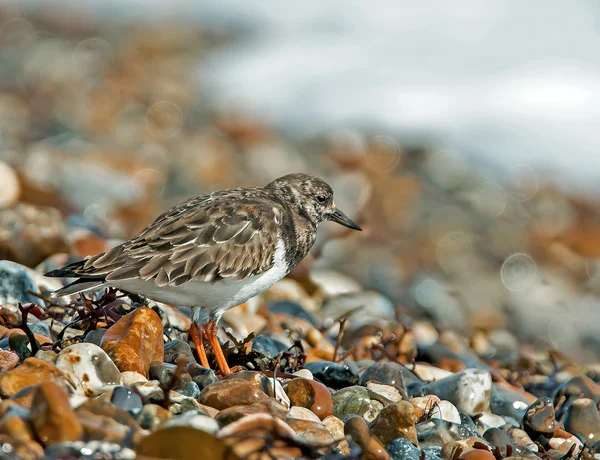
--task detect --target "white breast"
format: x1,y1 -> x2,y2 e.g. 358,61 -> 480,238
111,238 -> 289,312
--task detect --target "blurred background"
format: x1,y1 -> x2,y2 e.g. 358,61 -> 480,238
2,1 -> 600,360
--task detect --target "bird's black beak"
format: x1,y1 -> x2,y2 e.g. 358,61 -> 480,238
328,207 -> 362,231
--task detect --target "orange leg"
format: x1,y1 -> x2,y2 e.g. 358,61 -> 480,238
205,320 -> 230,376
189,322 -> 210,369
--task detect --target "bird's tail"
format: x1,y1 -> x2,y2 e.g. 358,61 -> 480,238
45,260 -> 106,297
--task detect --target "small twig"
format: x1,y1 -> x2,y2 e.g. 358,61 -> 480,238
161,355 -> 188,409
332,318 -> 347,362
11,304 -> 40,355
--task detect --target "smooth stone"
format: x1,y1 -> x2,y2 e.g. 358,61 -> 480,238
323,415 -> 345,441
136,426 -> 237,460
30,381 -> 83,446
215,398 -> 288,426
477,413 -> 507,433
490,384 -> 530,421
136,404 -> 173,430
121,371 -> 148,386
45,441 -> 135,459
333,385 -> 371,420
434,400 -> 461,425
483,427 -> 512,450
185,363 -> 218,390
28,321 -> 51,339
410,395 -> 441,419
34,349 -> 57,365
412,364 -> 453,382
101,307 -> 164,377
0,261 -> 44,306
0,411 -> 36,442
457,449 -> 496,460
75,409 -> 139,445
0,357 -> 64,397
110,386 -> 143,416
564,397 -> 600,442
549,428 -> 584,456
344,415 -> 390,460
198,379 -> 269,410
386,437 -> 422,460
224,371 -> 290,409
523,396 -> 557,435
268,301 -> 318,326
360,361 -> 421,387
427,369 -> 492,415
0,350 -> 19,374
371,401 -> 418,446
286,377 -> 333,420
55,343 -> 121,396
304,361 -> 359,390
252,333 -> 284,359
164,410 -> 219,434
556,375 -> 600,405
217,413 -> 302,459
84,328 -> 107,347
181,381 -> 201,399
164,339 -> 196,365
501,425 -> 538,452
133,380 -> 165,405
287,418 -> 335,444
366,381 -> 403,404
416,419 -> 466,448
293,369 -> 313,380
459,413 -> 481,438
288,406 -> 321,423
149,362 -> 190,390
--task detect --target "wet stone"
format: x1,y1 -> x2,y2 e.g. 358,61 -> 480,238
386,437 -> 422,460
564,397 -> 600,442
333,385 -> 372,420
366,381 -> 404,404
287,418 -> 335,445
101,307 -> 164,377
185,363 -> 218,391
556,375 -> 600,405
34,349 -> 57,365
491,384 -> 530,421
286,377 -> 333,420
344,415 -> 389,460
225,371 -> 290,408
84,328 -> 106,347
181,381 -> 201,399
0,357 -> 64,397
164,339 -> 196,365
427,369 -> 492,415
215,398 -> 288,426
360,361 -> 421,387
371,401 -> 418,446
483,427 -> 512,450
288,405 -> 321,422
523,396 -> 557,435
149,362 -> 190,390
252,333 -> 283,360
0,261 -> 44,306
110,386 -> 143,417
164,410 -> 219,433
30,381 -> 83,446
501,425 -> 538,452
417,419 -> 465,448
55,343 -> 121,397
0,350 -> 19,374
136,403 -> 173,430
198,378 -> 269,410
459,413 -> 481,438
304,361 -> 359,389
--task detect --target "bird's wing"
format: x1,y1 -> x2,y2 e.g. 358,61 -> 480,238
68,193 -> 283,286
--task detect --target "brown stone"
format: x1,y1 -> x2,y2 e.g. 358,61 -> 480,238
344,415 -> 389,460
0,350 -> 19,374
1,329 -> 52,346
136,404 -> 173,431
136,426 -> 241,460
101,307 -> 164,377
0,414 -> 35,442
0,357 -> 63,397
286,378 -> 333,420
8,386 -> 38,408
215,398 -> 287,426
458,449 -> 496,460
30,381 -> 83,446
0,434 -> 44,460
198,379 -> 269,411
286,418 -> 334,445
77,409 -> 141,445
371,401 -> 418,446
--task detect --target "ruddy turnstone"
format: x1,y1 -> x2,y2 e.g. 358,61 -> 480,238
46,173 -> 362,375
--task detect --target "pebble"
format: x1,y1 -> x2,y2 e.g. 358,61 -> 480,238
360,361 -> 421,386
523,396 -> 558,435
251,333 -> 284,359
366,381 -> 404,403
163,339 -> 196,365
287,418 -> 335,444
225,371 -> 290,408
564,397 -> 600,442
344,415 -> 390,460
198,378 -> 269,410
288,405 -> 322,422
55,343 -> 121,396
0,261 -> 45,306
163,410 -> 220,434
286,377 -> 333,420
0,357 -> 64,397
149,362 -> 190,390
427,369 -> 492,415
110,385 -> 143,416
304,360 -> 359,389
371,401 -> 418,446
45,441 -> 136,459
30,381 -> 83,446
215,398 -> 288,426
0,350 -> 19,374
136,426 -> 233,460
185,363 -> 218,390
333,385 -> 372,420
136,403 -> 173,430
101,307 -> 164,377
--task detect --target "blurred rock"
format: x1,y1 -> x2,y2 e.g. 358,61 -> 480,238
0,357 -> 64,397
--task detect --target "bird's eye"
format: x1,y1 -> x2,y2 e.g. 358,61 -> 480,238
316,195 -> 328,204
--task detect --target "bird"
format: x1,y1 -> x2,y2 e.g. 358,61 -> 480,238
45,173 -> 362,375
